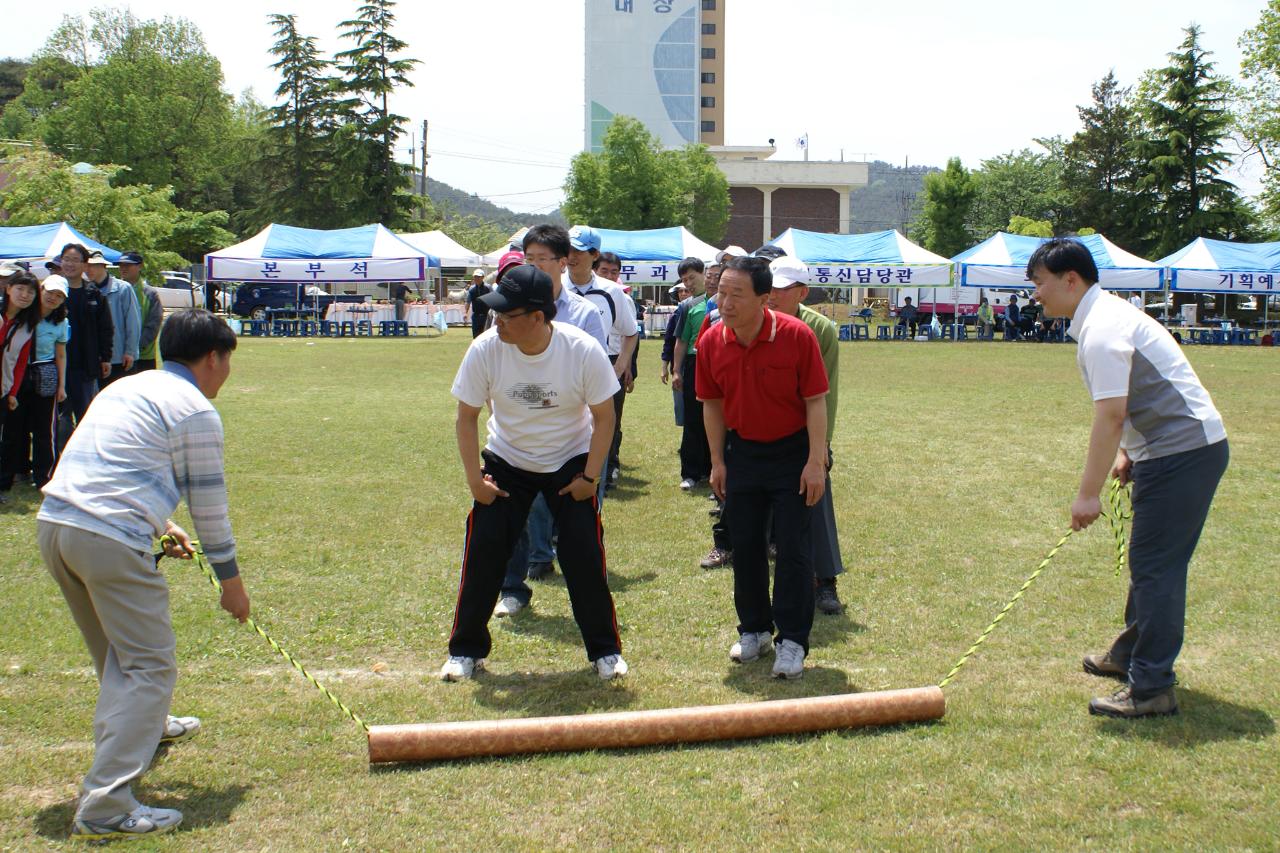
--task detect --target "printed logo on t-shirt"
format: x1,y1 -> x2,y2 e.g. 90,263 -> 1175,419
506,382 -> 559,409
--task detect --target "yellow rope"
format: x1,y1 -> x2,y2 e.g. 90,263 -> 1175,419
939,480 -> 1132,689
161,537 -> 370,733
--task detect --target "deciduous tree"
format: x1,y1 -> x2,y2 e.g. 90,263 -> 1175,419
563,115 -> 729,244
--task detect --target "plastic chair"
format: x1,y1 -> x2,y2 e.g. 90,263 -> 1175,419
851,324 -> 868,340
356,319 -> 373,337
298,320 -> 318,337
339,320 -> 356,337
876,325 -> 891,340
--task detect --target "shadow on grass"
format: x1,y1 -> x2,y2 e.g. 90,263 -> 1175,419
1095,687 -> 1275,746
496,605 -> 580,647
516,567 -> 657,596
809,611 -> 868,646
721,662 -> 854,697
469,668 -> 638,716
0,484 -> 42,515
34,782 -> 251,841
602,477 -> 651,502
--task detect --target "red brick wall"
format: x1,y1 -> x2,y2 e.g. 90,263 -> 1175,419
771,187 -> 839,237
723,186 -> 842,251
725,186 -> 763,251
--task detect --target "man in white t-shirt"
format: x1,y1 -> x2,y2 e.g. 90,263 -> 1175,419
1029,238 -> 1228,720
445,264 -> 627,682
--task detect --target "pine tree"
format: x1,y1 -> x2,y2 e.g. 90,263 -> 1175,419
913,157 -> 975,258
1138,26 -> 1255,256
252,13 -> 341,229
334,0 -> 419,228
1062,71 -> 1144,248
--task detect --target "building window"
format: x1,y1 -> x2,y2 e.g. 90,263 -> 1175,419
701,72 -> 715,84
702,0 -> 715,9
701,96 -> 715,108
701,23 -> 716,35
701,120 -> 716,133
701,47 -> 715,59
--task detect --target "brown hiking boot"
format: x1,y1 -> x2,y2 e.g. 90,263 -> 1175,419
1088,685 -> 1178,719
1082,652 -> 1128,681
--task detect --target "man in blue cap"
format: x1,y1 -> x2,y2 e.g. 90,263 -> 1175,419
565,225 -> 638,493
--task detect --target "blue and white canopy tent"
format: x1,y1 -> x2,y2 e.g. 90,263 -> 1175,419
205,223 -> 438,285
954,232 -> 1163,291
596,226 -> 720,284
1158,237 -> 1280,327
765,228 -> 952,287
0,222 -> 122,270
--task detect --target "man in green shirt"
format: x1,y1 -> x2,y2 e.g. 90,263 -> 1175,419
117,253 -> 163,372
767,256 -> 847,614
671,257 -> 711,490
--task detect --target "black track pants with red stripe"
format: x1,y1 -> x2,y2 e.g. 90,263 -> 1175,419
448,450 -> 621,662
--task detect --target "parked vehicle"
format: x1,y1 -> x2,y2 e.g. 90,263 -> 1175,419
154,271 -> 228,311
231,283 -> 368,320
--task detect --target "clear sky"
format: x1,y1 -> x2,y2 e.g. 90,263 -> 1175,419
4,0 -> 1271,219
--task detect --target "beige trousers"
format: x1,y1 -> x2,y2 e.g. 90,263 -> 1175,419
38,521 -> 176,821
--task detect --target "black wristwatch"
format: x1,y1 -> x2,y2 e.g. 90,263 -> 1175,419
576,472 -> 598,486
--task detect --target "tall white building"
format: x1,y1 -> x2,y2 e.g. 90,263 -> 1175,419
585,0 -> 724,152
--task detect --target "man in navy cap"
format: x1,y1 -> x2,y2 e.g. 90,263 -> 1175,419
443,263 -> 626,681
116,253 -> 163,373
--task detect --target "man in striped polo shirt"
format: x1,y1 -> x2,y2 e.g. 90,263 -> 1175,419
1028,238 -> 1228,719
37,310 -> 250,840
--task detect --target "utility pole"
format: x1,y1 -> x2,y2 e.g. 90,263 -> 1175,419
427,118 -> 437,194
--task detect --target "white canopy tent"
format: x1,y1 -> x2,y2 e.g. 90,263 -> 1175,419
206,223 -> 437,284
396,231 -> 488,269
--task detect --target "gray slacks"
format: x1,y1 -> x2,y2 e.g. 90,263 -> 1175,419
38,521 -> 176,821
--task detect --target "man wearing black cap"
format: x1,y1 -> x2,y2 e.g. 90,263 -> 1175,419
443,264 -> 627,682
117,253 -> 163,373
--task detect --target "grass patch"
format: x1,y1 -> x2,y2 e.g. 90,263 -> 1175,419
2,335 -> 1277,849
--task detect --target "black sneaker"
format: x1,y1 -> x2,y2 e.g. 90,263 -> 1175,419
699,547 -> 732,569
815,579 -> 844,615
527,561 -> 555,580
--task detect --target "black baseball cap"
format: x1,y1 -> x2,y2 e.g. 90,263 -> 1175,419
119,251 -> 144,265
480,264 -> 553,314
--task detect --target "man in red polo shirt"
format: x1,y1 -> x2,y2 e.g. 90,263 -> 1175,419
696,255 -> 829,679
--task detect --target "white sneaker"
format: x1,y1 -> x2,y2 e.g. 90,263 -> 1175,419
160,714 -> 201,744
594,654 -> 629,681
680,477 -> 697,491
772,639 -> 805,679
493,596 -> 525,618
440,655 -> 484,681
72,805 -> 183,840
729,631 -> 774,663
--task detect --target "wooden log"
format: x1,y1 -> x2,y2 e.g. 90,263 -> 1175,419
368,686 -> 944,764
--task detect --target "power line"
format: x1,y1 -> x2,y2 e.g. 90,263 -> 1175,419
476,186 -> 564,198
431,148 -> 569,169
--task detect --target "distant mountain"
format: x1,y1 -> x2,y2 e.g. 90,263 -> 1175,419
421,174 -> 565,231
846,160 -> 939,233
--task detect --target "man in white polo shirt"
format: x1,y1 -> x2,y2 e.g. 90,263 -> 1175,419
1028,238 -> 1228,719
445,263 -> 626,681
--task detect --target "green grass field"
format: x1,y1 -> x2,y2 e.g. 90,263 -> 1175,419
2,334 -> 1277,850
